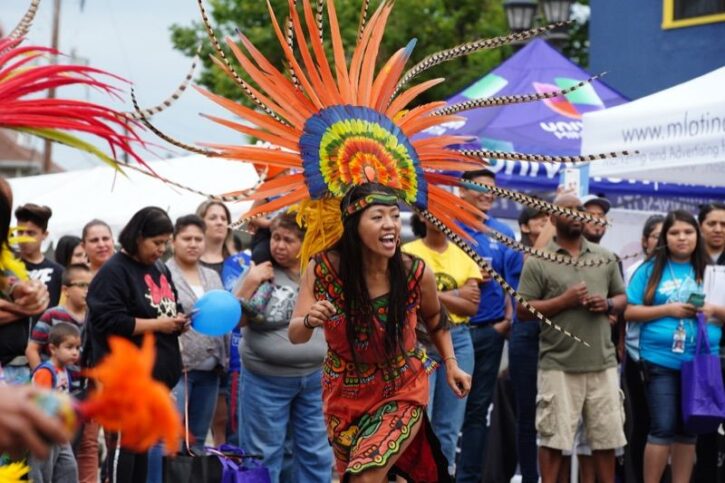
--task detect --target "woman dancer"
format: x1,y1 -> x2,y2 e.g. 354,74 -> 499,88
290,184 -> 471,483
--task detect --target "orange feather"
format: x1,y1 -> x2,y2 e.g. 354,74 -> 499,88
300,0 -> 344,105
80,334 -> 181,454
194,86 -> 301,141
244,185 -> 310,218
283,0 -> 334,106
265,0 -> 325,110
357,2 -> 394,107
199,114 -> 301,152
386,78 -> 445,118
325,0 -> 353,103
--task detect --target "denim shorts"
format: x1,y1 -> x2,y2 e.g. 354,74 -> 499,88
642,361 -> 697,445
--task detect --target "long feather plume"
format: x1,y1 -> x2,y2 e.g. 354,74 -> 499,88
8,0 -> 41,41
124,46 -> 201,120
395,21 -> 571,95
417,209 -> 590,346
459,148 -> 635,165
433,75 -> 603,116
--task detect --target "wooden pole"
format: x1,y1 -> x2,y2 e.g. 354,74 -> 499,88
42,0 -> 61,173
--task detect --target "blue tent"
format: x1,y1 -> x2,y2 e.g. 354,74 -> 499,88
419,39 -> 725,213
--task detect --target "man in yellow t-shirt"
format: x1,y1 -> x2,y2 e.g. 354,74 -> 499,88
402,215 -> 482,477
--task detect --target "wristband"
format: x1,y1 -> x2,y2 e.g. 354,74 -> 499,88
606,298 -> 614,315
303,314 -> 315,329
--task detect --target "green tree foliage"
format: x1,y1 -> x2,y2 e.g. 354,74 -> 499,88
170,0 -> 510,108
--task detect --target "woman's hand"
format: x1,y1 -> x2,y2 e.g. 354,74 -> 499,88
247,261 -> 274,285
155,315 -> 189,334
701,303 -> 725,324
305,300 -> 336,328
236,261 -> 274,299
668,302 -> 697,319
0,386 -> 70,459
445,360 -> 472,399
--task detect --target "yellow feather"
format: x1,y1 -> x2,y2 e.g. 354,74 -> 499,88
0,461 -> 31,482
291,199 -> 343,272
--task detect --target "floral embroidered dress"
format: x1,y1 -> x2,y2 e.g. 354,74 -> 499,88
313,252 -> 450,481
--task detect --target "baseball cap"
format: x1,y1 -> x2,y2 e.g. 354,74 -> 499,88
580,194 -> 611,214
518,206 -> 546,226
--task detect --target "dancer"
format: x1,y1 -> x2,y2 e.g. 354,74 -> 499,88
290,183 -> 471,482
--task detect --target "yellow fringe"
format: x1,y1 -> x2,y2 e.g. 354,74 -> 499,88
0,461 -> 31,483
291,199 -> 344,272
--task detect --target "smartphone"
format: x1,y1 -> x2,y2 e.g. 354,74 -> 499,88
686,292 -> 705,308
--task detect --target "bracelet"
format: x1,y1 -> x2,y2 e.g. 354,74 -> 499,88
443,355 -> 457,364
303,314 -> 315,330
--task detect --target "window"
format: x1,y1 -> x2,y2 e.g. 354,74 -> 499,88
663,0 -> 725,28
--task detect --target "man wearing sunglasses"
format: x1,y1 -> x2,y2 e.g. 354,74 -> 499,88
26,263 -> 92,389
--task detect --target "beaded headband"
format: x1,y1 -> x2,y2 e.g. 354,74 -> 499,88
342,193 -> 399,220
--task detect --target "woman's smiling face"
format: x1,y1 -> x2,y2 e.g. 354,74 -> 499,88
357,204 -> 401,259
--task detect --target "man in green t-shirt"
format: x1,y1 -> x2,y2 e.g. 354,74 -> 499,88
517,193 -> 627,483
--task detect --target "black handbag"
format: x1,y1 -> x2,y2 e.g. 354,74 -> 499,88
162,372 -> 223,482
163,452 -> 223,483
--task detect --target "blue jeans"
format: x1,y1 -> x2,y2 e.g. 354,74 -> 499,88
457,324 -> 505,483
240,367 -> 332,483
643,361 -> 697,445
428,325 -> 475,476
508,320 -> 540,483
172,370 -> 221,453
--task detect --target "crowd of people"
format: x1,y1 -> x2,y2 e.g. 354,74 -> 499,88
1,169 -> 725,483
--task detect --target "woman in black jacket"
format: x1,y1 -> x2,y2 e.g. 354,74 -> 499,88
86,206 -> 188,483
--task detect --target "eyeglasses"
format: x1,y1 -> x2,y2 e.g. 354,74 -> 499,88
66,282 -> 90,288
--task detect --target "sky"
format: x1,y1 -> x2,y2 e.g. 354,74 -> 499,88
4,0 -> 234,170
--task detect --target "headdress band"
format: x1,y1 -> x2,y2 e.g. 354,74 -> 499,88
342,193 -> 399,220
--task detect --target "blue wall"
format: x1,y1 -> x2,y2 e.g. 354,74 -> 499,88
590,0 -> 725,100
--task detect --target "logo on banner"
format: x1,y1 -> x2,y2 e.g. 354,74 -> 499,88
534,77 -> 605,120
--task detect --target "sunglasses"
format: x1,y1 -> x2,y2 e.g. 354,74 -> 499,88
66,282 -> 90,288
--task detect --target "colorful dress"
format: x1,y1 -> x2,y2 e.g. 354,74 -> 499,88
313,252 -> 450,481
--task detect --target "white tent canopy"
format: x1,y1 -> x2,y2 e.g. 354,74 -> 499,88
583,67 -> 725,186
8,155 -> 258,246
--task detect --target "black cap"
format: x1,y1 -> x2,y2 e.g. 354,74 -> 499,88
518,206 -> 544,226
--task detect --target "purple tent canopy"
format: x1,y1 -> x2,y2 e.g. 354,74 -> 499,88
418,38 -> 628,155
415,39 -> 725,209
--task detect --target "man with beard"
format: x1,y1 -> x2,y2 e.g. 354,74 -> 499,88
581,195 -> 611,244
517,193 -> 627,483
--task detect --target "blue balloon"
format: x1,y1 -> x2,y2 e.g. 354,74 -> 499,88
191,290 -> 242,336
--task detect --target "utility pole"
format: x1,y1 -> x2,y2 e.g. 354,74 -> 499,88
42,0 -> 61,174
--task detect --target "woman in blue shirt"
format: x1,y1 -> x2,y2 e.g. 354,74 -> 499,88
626,210 -> 725,483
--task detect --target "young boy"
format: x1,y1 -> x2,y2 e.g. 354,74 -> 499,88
29,322 -> 80,482
15,203 -> 64,307
26,264 -> 90,388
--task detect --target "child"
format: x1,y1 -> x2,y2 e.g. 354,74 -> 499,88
26,263 -> 90,389
29,322 -> 80,482
15,204 -> 64,308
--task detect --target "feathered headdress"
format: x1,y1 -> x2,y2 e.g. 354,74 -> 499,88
133,0 -> 635,345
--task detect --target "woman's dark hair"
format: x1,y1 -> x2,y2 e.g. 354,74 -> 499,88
119,207 -> 174,256
55,235 -> 83,267
410,213 -> 426,238
336,183 -> 407,376
81,219 -> 112,242
196,200 -> 232,258
643,210 -> 707,305
698,202 -> 725,225
640,214 -> 665,253
174,214 -> 206,237
15,203 -> 52,231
